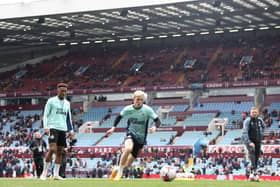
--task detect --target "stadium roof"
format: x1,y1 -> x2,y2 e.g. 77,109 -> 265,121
0,0 -> 279,46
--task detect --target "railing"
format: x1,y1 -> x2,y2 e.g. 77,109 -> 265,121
0,79 -> 279,98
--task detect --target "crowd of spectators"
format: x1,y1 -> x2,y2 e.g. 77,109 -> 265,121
1,145 -> 280,178
0,34 -> 279,93
0,110 -> 41,147
0,97 -> 280,178
0,149 -> 33,177
63,150 -> 280,178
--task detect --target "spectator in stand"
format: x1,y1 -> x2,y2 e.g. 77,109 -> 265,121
29,131 -> 47,178
0,155 -> 5,177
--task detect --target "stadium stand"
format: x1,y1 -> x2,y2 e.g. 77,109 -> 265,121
0,15 -> 280,180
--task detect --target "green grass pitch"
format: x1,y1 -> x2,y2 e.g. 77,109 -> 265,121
1,178 -> 280,187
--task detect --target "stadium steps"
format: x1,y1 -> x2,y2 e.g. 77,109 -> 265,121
215,135 -> 223,144
176,73 -> 185,84
273,56 -> 280,68
207,46 -> 223,70
235,71 -> 243,80
174,48 -> 187,65
175,121 -> 183,126
121,76 -> 134,87
46,61 -> 65,79
171,136 -> 181,145
3,82 -> 13,91
112,51 -> 128,69
83,95 -> 96,113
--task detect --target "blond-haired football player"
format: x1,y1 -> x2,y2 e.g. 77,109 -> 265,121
106,90 -> 161,181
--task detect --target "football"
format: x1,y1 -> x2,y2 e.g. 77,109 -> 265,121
160,165 -> 177,182
248,173 -> 259,182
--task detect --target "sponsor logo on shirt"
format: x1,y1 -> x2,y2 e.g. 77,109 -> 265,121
56,108 -> 66,115
49,135 -> 55,140
129,118 -> 145,125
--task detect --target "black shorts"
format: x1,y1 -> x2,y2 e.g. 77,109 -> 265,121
125,133 -> 144,158
49,129 -> 67,147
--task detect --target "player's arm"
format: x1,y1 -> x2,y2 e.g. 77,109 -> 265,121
149,117 -> 161,133
242,118 -> 251,145
148,107 -> 161,133
43,140 -> 47,151
67,104 -> 75,138
29,141 -> 35,151
106,106 -> 128,136
105,115 -> 122,136
153,117 -> 161,128
259,118 -> 265,140
43,99 -> 51,135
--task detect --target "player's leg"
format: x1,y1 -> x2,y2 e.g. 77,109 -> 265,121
34,158 -> 39,178
38,157 -> 44,178
35,157 -> 44,178
53,130 -> 67,180
40,142 -> 57,180
45,144 -> 56,162
114,138 -> 134,180
125,154 -> 135,168
125,144 -> 143,168
254,143 -> 261,170
247,144 -> 256,171
53,146 -> 64,179
59,151 -> 66,178
110,150 -> 122,180
41,129 -> 59,180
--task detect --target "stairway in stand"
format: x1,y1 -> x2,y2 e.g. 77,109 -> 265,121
112,51 -> 128,69
174,48 -> 188,85
46,61 -> 65,79
121,76 -> 134,88
274,56 -> 280,69
174,48 -> 188,66
176,73 -> 185,84
207,46 -> 223,70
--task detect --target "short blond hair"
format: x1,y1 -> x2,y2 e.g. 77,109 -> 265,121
133,90 -> 147,100
251,107 -> 259,111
